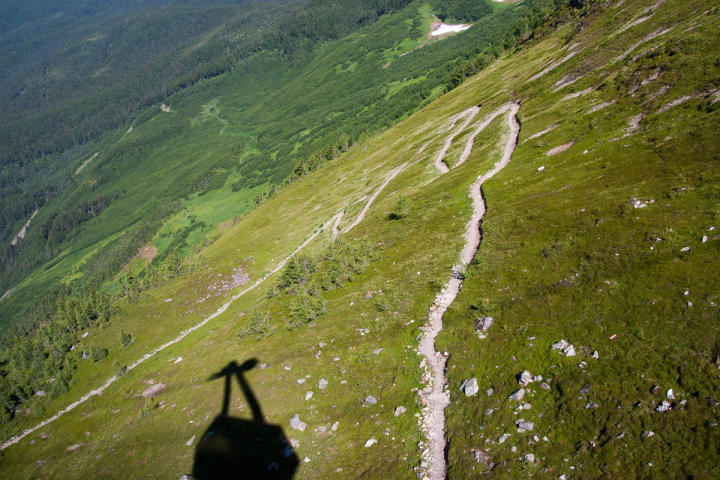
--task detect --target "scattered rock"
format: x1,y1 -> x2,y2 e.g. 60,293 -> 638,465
486,388 -> 494,397
498,434 -> 510,444
656,400 -> 672,412
591,351 -> 599,359
373,348 -> 384,355
331,422 -> 339,431
142,383 -> 168,398
470,448 -> 492,466
290,414 -> 306,431
66,443 -> 83,452
508,389 -> 526,401
394,406 -> 407,416
552,339 -> 576,356
518,371 -> 534,386
174,356 -> 183,364
540,382 -> 551,390
305,391 -> 314,401
319,379 -> 328,390
297,378 -> 306,384
524,453 -> 536,463
475,317 -> 494,333
186,435 -> 196,446
515,419 -> 534,432
644,431 -> 655,438
364,438 -> 377,447
667,389 -> 675,399
537,166 -> 545,172
460,378 -> 479,396
179,475 -> 193,480
365,395 -> 378,405
319,342 -> 327,348
680,246 -> 690,252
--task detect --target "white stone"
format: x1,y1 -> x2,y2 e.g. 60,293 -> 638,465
460,378 -> 479,396
305,391 -> 314,401
290,414 -> 306,431
508,388 -> 526,401
364,438 -> 377,448
518,371 -> 534,386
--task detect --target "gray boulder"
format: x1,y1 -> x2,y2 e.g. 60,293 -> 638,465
460,378 -> 479,396
508,388 -> 526,401
290,414 -> 306,431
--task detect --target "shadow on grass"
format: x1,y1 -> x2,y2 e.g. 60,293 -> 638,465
191,358 -> 298,479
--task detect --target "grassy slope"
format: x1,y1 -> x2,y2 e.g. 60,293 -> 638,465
0,0 -> 446,327
1,0 -> 719,478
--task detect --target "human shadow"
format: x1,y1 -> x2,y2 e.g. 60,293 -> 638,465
191,359 -> 299,479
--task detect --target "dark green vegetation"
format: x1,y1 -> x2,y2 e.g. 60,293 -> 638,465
1,0 -> 718,478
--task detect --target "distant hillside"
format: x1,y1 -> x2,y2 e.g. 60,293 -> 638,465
0,0 -> 550,331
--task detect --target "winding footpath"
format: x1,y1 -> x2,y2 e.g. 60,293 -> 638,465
418,102 -> 520,480
1,210 -> 344,450
1,156 -> 410,450
434,107 -> 480,173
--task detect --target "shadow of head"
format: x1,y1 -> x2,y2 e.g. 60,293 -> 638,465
191,359 -> 298,479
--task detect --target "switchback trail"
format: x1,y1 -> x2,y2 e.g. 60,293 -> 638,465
418,102 -> 520,480
434,107 -> 479,173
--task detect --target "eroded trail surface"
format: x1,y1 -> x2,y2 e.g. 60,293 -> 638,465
418,102 -> 520,480
435,107 -> 479,173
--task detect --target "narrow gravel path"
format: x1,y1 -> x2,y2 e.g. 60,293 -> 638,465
343,163 -> 407,232
0,211 -> 343,450
434,107 -> 479,173
418,102 -> 520,480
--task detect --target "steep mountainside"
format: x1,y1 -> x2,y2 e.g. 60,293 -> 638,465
0,0 -> 547,329
1,0 -> 719,478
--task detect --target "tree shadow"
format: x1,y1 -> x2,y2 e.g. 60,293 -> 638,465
191,359 -> 298,479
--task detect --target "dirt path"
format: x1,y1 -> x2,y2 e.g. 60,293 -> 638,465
75,152 -> 98,175
434,107 -> 479,173
343,163 -> 408,232
455,104 -> 518,168
332,211 -> 345,238
418,102 -> 520,480
0,211 -> 343,451
10,210 -> 38,246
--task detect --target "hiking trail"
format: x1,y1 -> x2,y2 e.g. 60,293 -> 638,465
418,102 -> 520,480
